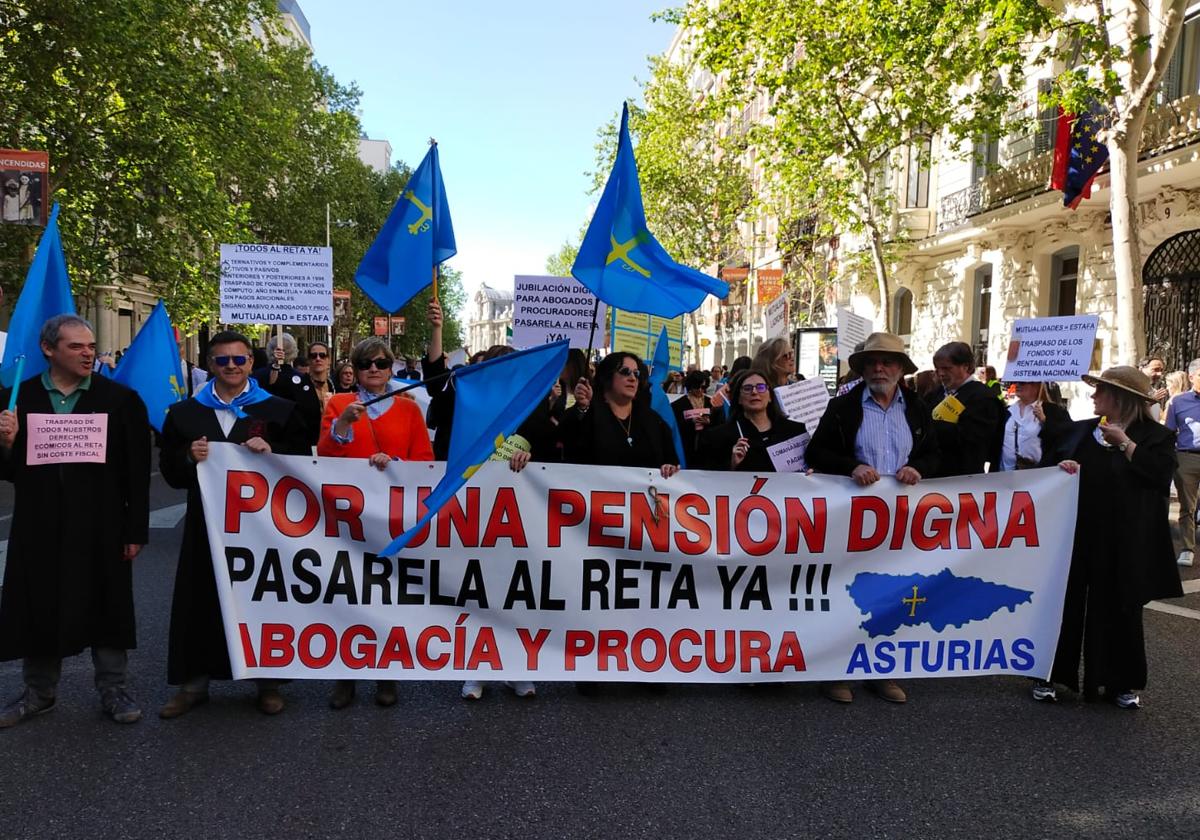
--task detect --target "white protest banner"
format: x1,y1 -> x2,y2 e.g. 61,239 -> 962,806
511,275 -> 605,349
26,413 -> 108,464
198,445 -> 1076,683
764,295 -> 789,339
773,377 -> 831,430
219,244 -> 333,325
1002,315 -> 1100,381
837,308 -> 873,365
767,432 -> 810,473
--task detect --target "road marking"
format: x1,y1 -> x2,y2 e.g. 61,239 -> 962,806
1146,600 -> 1200,620
1183,578 -> 1200,595
0,539 -> 5,580
149,503 -> 187,529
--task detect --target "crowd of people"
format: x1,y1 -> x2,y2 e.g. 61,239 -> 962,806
0,307 -> 1187,728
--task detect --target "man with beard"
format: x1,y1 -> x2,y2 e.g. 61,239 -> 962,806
805,332 -> 940,706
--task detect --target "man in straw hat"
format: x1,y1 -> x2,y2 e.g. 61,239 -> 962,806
807,332 -> 940,705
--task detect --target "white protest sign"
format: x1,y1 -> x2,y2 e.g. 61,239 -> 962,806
511,275 -> 605,349
764,295 -> 789,338
26,413 -> 108,464
768,432 -> 810,473
197,446 -> 1079,683
447,349 -> 468,368
1002,315 -> 1100,381
219,244 -> 333,325
837,308 -> 873,365
774,377 -> 831,430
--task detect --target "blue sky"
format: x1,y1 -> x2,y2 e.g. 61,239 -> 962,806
299,0 -> 677,307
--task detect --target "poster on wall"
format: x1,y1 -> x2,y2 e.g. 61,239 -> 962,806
0,149 -> 49,226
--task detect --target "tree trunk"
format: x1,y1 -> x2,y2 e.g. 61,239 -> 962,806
1107,124 -> 1147,365
689,310 -> 702,366
866,221 -> 891,331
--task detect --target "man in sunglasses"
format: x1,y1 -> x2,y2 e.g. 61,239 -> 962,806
806,331 -> 940,707
158,330 -> 309,718
251,331 -> 322,447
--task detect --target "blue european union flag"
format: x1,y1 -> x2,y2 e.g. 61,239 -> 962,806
377,339 -> 569,556
1,203 -> 76,387
1050,108 -> 1110,209
647,326 -> 687,468
572,103 -> 728,318
107,301 -> 185,432
355,143 -> 456,313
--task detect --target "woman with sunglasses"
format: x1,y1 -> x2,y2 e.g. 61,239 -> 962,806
699,370 -> 808,472
305,341 -> 335,409
753,337 -> 801,388
317,337 -> 434,711
561,352 -> 680,477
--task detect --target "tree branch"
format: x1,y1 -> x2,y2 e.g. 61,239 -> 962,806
1120,0 -> 1187,125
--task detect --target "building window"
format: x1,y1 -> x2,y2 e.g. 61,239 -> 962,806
1051,247 -> 1079,316
893,287 -> 914,338
1160,12 -> 1200,102
972,264 -> 992,363
905,139 -> 931,209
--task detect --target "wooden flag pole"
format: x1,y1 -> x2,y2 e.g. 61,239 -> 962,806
432,265 -> 439,303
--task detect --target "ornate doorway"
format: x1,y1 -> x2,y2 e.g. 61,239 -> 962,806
1144,229 -> 1200,371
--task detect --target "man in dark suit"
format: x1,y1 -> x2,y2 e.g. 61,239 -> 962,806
0,315 -> 151,727
930,341 -> 1004,476
252,331 -> 322,447
158,330 -> 308,718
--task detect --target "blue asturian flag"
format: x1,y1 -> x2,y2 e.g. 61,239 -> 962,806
355,143 -> 456,313
107,301 -> 186,432
1,203 -> 77,387
572,103 -> 728,318
647,326 -> 687,468
377,339 -> 569,556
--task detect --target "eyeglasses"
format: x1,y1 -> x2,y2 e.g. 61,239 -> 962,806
617,366 -> 641,379
213,355 -> 248,367
308,351 -> 329,360
741,382 -> 769,394
355,358 -> 392,371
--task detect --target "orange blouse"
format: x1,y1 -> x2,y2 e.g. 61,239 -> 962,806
317,392 -> 434,462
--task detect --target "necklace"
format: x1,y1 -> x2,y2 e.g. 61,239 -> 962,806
613,410 -> 633,446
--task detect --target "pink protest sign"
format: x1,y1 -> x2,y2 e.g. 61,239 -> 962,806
26,413 -> 108,465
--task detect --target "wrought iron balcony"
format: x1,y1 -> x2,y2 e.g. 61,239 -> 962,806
936,183 -> 985,233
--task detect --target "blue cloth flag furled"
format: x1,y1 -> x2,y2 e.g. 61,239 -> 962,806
377,339 -> 570,556
355,143 -> 456,313
647,326 -> 687,468
1,203 -> 76,387
105,301 -> 185,432
572,103 -> 728,318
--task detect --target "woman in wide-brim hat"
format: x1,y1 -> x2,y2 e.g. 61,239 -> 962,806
1040,366 -> 1183,709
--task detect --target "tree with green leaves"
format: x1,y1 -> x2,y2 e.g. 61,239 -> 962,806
0,0 -> 380,329
672,0 -> 1052,327
1051,1 -> 1188,363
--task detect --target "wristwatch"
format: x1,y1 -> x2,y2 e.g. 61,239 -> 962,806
1118,440 -> 1131,452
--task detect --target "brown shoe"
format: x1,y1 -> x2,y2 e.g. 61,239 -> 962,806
869,679 -> 907,703
159,689 -> 209,720
821,681 -> 854,704
374,680 -> 397,707
256,687 -> 285,715
329,680 -> 355,710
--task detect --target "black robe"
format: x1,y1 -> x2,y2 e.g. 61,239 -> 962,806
929,379 -> 1004,476
253,363 -> 322,447
1047,418 -> 1183,693
160,394 -> 308,684
559,400 -> 678,469
0,375 -> 151,659
698,415 -> 808,472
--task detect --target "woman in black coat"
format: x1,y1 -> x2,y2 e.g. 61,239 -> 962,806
990,381 -> 1072,471
560,351 -> 679,477
699,369 -> 808,472
1042,367 -> 1183,709
671,370 -> 715,460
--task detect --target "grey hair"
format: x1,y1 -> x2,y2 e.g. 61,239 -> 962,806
1188,358 -> 1200,377
266,332 -> 298,363
40,314 -> 94,349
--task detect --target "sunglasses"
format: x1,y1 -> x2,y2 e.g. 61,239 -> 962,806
213,355 -> 248,367
741,382 -> 769,394
354,358 -> 392,371
308,351 -> 329,360
617,366 -> 641,379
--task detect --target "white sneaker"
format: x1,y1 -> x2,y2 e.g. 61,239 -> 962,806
1178,550 -> 1194,567
461,680 -> 484,700
506,681 -> 536,698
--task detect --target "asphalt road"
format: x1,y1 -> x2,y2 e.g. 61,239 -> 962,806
1,474 -> 1199,839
